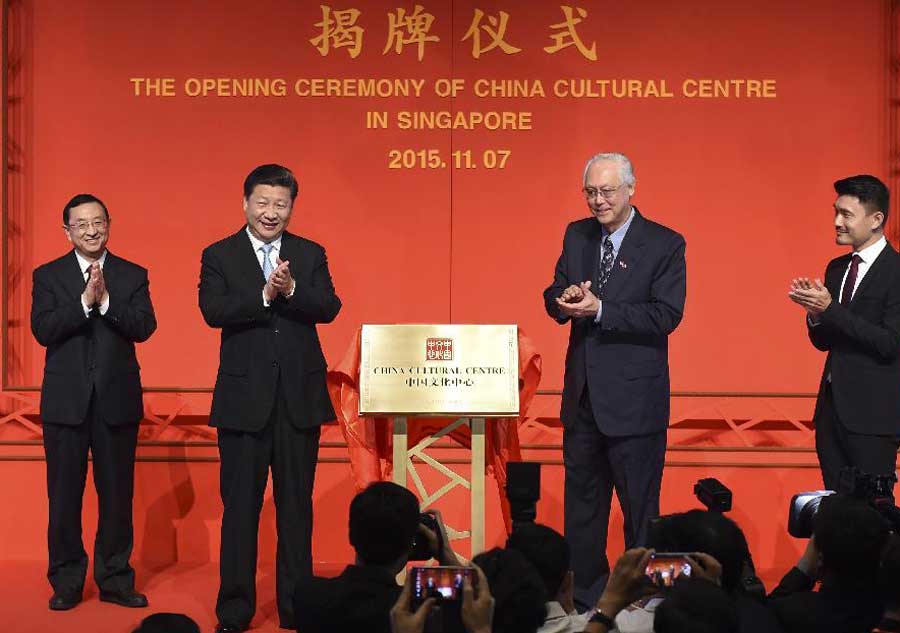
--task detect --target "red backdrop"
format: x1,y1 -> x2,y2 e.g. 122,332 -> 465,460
1,4 -> 898,629
3,0 -> 895,394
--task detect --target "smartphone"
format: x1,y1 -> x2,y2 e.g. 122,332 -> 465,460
411,566 -> 476,633
411,566 -> 475,606
644,552 -> 693,587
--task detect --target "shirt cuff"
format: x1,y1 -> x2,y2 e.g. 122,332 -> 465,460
285,279 -> 296,299
98,293 -> 110,315
81,296 -> 92,318
807,314 -> 820,327
594,301 -> 603,323
262,288 -> 271,307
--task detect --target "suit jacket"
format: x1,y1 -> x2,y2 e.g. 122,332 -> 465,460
199,228 -> 341,431
30,250 -> 156,426
543,209 -> 686,436
293,565 -> 401,633
768,567 -> 883,633
809,243 -> 900,435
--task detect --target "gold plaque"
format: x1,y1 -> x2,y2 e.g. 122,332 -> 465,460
359,324 -> 520,416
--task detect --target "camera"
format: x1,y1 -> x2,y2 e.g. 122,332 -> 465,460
787,467 -> 899,538
409,512 -> 444,561
787,490 -> 835,538
694,478 -> 733,513
506,461 -> 540,530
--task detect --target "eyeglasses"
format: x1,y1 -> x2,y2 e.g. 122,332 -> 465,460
582,184 -> 625,200
66,219 -> 108,233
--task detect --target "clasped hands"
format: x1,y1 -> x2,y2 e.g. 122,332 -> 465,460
788,277 -> 831,316
82,262 -> 109,308
556,280 -> 600,318
264,257 -> 295,303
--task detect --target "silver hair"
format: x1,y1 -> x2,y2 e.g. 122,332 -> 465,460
582,152 -> 635,186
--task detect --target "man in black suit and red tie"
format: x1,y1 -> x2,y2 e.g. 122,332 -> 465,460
543,152 -> 687,610
199,164 -> 341,632
31,193 -> 156,611
789,175 -> 900,490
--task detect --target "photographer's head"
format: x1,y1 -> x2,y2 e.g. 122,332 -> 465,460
349,482 -> 419,571
649,510 -> 750,593
814,494 -> 888,580
505,523 -> 572,602
472,548 -> 547,633
132,613 -> 200,633
654,577 -> 739,633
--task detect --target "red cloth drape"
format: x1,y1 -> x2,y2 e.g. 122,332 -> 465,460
326,327 -> 542,534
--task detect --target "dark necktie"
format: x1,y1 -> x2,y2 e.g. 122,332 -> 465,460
840,254 -> 862,305
597,236 -> 615,297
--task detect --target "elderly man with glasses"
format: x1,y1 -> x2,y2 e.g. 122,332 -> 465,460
31,193 -> 157,611
543,153 -> 686,612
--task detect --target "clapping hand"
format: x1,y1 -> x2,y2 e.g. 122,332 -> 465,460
264,257 -> 294,302
556,281 -> 601,318
788,277 -> 832,316
82,262 -> 108,308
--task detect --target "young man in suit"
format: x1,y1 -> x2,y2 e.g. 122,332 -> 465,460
543,152 -> 687,609
31,193 -> 156,611
789,174 -> 900,490
199,164 -> 342,632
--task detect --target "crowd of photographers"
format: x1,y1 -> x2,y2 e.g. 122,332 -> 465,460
129,476 -> 900,633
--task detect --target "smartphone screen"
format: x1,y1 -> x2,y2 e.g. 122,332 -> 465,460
411,566 -> 474,605
644,553 -> 692,587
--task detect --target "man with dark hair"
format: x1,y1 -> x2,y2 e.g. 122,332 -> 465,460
32,193 -> 156,611
132,612 -> 200,633
768,494 -> 888,633
654,578 -> 739,633
294,482 -> 461,633
199,164 -> 342,632
506,523 -> 588,633
471,547 -> 548,633
789,174 -> 900,489
649,510 -> 783,633
543,152 -> 686,608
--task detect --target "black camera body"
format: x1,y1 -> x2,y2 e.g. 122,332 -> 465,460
694,478 -> 733,513
409,512 -> 443,561
787,467 -> 899,538
506,461 -> 541,530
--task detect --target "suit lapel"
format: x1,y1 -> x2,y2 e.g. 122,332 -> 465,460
233,228 -> 268,285
600,210 -> 647,301
580,221 -> 603,291
278,231 -> 297,272
850,242 -> 896,303
825,254 -> 850,297
63,250 -> 87,299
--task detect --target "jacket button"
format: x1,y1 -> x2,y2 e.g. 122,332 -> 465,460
272,361 -> 278,368
274,328 -> 280,335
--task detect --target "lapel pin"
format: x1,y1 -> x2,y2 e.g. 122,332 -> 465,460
619,260 -> 627,269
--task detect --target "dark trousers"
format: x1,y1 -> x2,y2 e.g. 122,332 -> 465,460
215,384 -> 321,630
815,382 -> 899,491
563,388 -> 666,609
42,391 -> 140,595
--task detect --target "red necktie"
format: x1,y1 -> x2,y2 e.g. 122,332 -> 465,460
840,254 -> 862,305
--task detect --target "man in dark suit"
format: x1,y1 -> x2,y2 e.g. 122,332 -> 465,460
543,153 -> 686,608
199,164 -> 341,632
31,193 -> 156,611
789,174 -> 900,490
